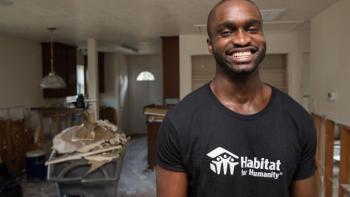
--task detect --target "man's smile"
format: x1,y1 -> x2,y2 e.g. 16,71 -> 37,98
225,47 -> 258,64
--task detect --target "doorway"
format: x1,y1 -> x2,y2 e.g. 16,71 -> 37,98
127,55 -> 162,134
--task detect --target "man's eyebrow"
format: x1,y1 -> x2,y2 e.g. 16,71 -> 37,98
245,19 -> 262,27
216,21 -> 237,30
216,18 -> 262,30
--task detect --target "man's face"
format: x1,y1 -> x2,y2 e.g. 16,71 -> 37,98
207,0 -> 266,75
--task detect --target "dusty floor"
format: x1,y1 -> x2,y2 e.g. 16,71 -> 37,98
22,136 -> 156,197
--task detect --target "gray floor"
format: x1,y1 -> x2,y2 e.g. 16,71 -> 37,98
117,137 -> 156,197
22,136 -> 156,197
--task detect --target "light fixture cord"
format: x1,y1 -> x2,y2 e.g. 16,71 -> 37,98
50,29 -> 54,73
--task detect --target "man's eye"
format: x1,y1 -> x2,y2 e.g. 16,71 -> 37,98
247,26 -> 259,33
221,30 -> 232,37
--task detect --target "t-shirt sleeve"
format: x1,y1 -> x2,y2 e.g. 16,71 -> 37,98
156,116 -> 185,172
293,115 -> 317,180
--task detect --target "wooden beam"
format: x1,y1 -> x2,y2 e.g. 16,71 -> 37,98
312,113 -> 323,193
324,119 -> 335,197
339,125 -> 350,197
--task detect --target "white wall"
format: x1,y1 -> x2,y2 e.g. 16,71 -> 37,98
99,53 -> 129,132
179,35 -> 208,100
310,0 -> 350,126
126,55 -> 162,134
0,34 -> 43,108
179,30 -> 310,104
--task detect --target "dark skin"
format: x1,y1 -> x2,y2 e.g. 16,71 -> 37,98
157,0 -> 317,196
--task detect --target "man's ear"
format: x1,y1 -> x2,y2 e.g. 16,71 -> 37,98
207,38 -> 213,54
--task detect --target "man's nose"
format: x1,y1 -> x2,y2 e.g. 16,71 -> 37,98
232,29 -> 251,46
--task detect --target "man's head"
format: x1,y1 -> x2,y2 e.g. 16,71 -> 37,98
207,0 -> 266,75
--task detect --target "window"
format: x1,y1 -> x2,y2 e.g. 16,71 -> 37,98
76,64 -> 85,95
136,71 -> 155,81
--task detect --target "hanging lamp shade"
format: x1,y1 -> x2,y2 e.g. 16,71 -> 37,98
40,27 -> 66,89
40,72 -> 66,88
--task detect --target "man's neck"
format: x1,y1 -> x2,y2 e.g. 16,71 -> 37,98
210,67 -> 271,115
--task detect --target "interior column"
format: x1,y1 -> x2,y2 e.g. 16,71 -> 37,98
87,38 -> 99,120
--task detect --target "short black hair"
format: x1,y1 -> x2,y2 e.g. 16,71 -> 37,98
206,0 -> 261,38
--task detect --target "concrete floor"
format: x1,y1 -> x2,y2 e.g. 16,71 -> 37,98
22,136 -> 156,197
117,137 -> 156,197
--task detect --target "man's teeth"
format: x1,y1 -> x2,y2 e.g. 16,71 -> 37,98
233,51 -> 251,57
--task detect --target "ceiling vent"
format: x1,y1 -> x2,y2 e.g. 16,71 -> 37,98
260,9 -> 286,22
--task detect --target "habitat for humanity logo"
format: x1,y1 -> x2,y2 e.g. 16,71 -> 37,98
207,147 -> 283,180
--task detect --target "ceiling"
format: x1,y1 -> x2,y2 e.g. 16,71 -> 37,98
0,0 -> 338,54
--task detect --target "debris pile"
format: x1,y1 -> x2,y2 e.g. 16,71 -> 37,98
46,117 -> 129,175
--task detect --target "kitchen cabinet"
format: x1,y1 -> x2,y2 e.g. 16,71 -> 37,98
162,36 -> 179,99
41,42 -> 77,98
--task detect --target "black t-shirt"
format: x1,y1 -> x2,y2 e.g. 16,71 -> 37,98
157,84 -> 317,197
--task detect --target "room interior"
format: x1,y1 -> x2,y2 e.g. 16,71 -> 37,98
0,0 -> 349,196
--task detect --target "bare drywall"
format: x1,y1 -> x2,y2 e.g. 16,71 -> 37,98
310,0 -> 350,126
0,34 -> 43,108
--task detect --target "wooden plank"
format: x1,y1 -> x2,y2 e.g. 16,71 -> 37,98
324,119 -> 335,197
312,113 -> 323,193
46,145 -> 121,165
339,125 -> 350,197
315,115 -> 322,165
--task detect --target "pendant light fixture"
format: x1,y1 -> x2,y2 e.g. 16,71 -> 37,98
40,27 -> 66,89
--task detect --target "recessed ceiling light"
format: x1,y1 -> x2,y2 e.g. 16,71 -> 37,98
0,0 -> 14,6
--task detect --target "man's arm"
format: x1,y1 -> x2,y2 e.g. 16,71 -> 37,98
156,165 -> 188,197
291,175 -> 317,197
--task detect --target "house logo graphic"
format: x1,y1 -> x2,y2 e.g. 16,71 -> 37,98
207,147 -> 239,175
207,147 -> 284,179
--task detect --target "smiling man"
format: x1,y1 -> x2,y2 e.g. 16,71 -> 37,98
156,0 -> 317,196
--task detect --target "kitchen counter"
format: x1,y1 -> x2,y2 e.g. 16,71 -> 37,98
143,105 -> 172,169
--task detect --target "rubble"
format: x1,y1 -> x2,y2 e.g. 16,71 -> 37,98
52,118 -> 128,154
45,145 -> 122,165
46,117 -> 129,175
